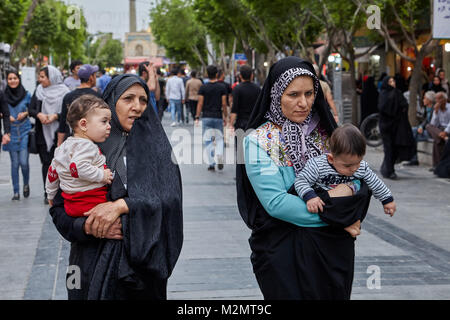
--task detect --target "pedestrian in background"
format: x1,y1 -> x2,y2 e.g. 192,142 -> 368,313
426,92 -> 450,169
360,75 -> 378,125
0,89 -> 11,147
64,60 -> 83,91
405,90 -> 435,166
57,64 -> 102,146
2,70 -> 32,200
195,65 -> 227,171
185,70 -> 202,124
165,68 -> 185,126
138,61 -> 160,117
29,65 -> 70,204
97,69 -> 111,94
156,68 -> 167,120
378,76 -> 415,180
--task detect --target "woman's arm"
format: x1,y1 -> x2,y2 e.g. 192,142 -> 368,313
244,135 -> 327,227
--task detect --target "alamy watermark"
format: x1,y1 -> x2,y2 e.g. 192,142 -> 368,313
66,5 -> 81,30
366,265 -> 382,289
366,5 -> 381,30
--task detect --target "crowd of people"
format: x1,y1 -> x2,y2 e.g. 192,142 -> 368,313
358,68 -> 450,178
0,55 -> 449,300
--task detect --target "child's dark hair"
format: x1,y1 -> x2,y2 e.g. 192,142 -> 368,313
66,94 -> 110,130
329,123 -> 366,157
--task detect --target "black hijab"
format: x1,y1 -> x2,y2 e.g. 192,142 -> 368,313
4,70 -> 27,107
237,56 -> 337,229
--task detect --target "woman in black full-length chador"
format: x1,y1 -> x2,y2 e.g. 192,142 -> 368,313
378,76 -> 415,179
50,74 -> 183,299
236,57 -> 372,300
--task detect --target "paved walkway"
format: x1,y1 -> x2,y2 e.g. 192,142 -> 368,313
0,113 -> 449,300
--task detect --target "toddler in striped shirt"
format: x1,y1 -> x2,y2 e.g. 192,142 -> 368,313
294,124 -> 396,237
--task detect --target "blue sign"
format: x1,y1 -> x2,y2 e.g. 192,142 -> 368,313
234,53 -> 247,61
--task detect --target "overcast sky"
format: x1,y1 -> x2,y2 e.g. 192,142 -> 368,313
63,0 -> 154,41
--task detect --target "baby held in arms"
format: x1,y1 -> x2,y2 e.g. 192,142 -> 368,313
294,123 -> 396,237
46,95 -> 113,217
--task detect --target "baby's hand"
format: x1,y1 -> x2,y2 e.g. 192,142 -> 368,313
383,201 -> 396,217
306,197 -> 325,213
103,168 -> 113,184
48,199 -> 53,207
344,220 -> 361,238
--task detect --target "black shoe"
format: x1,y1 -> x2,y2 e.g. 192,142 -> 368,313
217,163 -> 224,170
387,173 -> 398,180
44,195 -> 49,205
207,165 -> 215,171
429,167 -> 435,172
12,193 -> 20,201
23,184 -> 30,198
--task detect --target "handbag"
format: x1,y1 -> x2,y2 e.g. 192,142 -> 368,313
28,125 -> 38,154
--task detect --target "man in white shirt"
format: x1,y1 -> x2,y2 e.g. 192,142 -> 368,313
165,68 -> 185,126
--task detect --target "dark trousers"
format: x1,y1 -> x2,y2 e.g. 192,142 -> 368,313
426,124 -> 446,166
187,100 -> 197,121
37,144 -> 55,196
380,133 -> 398,178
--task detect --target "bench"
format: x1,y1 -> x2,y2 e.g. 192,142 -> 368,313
417,140 -> 433,166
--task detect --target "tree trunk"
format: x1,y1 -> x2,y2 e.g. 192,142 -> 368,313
407,52 -> 424,126
11,0 -> 40,56
347,52 -> 359,125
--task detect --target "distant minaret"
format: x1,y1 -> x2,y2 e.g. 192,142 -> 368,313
129,0 -> 136,32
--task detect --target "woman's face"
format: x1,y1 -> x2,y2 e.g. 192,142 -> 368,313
115,83 -> 148,132
388,77 -> 396,88
280,76 -> 315,123
433,77 -> 441,86
7,73 -> 20,89
39,71 -> 50,88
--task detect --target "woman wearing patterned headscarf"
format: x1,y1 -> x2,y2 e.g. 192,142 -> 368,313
50,74 -> 183,299
29,65 -> 70,203
236,57 -> 371,300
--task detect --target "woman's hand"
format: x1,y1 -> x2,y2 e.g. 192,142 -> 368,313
10,116 -> 16,122
47,113 -> 58,123
17,112 -> 28,121
37,112 -> 49,124
83,199 -> 129,238
1,133 -> 11,145
104,218 -> 123,240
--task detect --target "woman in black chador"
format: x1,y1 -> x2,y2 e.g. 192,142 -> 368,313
50,74 -> 183,299
236,57 -> 372,300
360,75 -> 379,125
378,76 -> 415,179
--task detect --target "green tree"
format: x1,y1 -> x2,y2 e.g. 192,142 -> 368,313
150,0 -> 207,69
14,0 -> 87,69
0,0 -> 28,44
88,33 -> 123,67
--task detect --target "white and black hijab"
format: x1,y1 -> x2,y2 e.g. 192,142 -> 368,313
35,65 -> 70,151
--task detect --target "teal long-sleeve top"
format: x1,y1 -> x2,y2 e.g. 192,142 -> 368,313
243,124 -> 328,228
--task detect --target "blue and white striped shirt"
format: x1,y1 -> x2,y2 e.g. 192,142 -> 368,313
294,154 -> 393,205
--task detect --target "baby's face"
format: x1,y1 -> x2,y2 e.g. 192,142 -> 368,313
85,108 -> 112,143
327,153 -> 362,176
